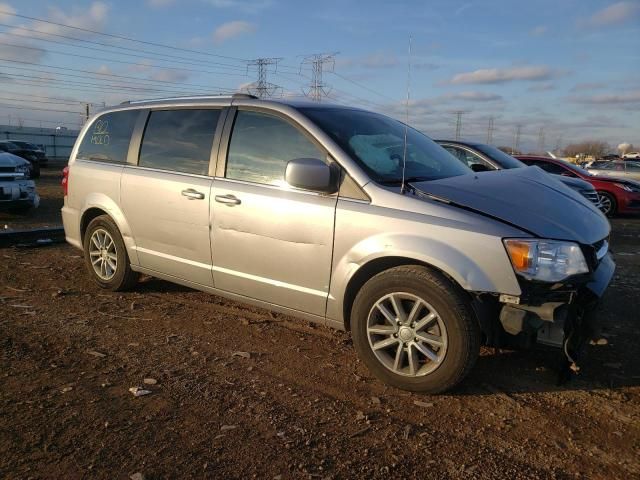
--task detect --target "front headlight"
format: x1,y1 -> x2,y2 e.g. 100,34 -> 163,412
614,182 -> 640,193
503,239 -> 588,282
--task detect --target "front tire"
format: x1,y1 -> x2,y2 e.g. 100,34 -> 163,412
351,265 -> 480,394
83,215 -> 138,291
597,191 -> 617,217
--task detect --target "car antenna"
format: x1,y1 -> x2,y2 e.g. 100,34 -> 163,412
400,34 -> 412,195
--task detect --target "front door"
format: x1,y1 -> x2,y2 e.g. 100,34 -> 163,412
121,108 -> 222,286
210,109 -> 337,315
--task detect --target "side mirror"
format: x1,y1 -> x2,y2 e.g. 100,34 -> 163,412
285,158 -> 338,193
470,163 -> 491,172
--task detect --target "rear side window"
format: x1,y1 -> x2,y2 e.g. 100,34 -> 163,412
77,110 -> 139,163
225,110 -> 324,186
533,162 -> 566,175
139,109 -> 220,175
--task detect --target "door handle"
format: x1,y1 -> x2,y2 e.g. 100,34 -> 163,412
214,194 -> 241,206
181,188 -> 205,200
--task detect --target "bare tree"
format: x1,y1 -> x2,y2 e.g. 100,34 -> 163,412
563,140 -> 610,158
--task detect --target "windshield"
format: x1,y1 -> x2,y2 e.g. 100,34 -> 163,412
561,160 -> 591,176
300,107 -> 470,183
474,144 -> 526,169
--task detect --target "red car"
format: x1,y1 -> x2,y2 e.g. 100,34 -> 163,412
516,155 -> 640,217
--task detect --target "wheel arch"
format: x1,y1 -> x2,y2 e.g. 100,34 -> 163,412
341,256 -> 467,332
79,194 -> 139,265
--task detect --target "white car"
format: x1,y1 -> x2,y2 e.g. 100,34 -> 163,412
0,152 -> 39,212
623,152 -> 640,159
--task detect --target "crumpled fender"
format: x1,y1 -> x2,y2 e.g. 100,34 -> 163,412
327,232 -> 521,326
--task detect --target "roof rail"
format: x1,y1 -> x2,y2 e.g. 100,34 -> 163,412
120,92 -> 258,106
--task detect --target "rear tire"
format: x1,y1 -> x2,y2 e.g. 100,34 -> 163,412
83,215 -> 138,291
351,265 -> 480,394
597,191 -> 616,217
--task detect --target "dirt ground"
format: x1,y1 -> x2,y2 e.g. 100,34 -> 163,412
1,192 -> 639,479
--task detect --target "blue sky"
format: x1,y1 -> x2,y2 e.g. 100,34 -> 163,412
0,0 -> 638,152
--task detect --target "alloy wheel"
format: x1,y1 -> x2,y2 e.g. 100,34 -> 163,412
366,292 -> 448,377
88,228 -> 118,280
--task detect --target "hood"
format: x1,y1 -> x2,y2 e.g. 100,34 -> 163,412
555,174 -> 593,191
587,175 -> 640,188
410,166 -> 609,245
0,151 -> 29,168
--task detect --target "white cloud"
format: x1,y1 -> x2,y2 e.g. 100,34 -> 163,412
337,51 -> 398,70
569,90 -> 640,105
149,69 -> 190,83
530,25 -> 547,36
582,1 -> 640,27
212,20 -> 255,45
40,1 -> 109,36
206,0 -> 273,13
0,2 -> 16,22
527,82 -> 555,92
444,91 -> 503,101
570,82 -> 607,92
147,0 -> 175,7
447,65 -> 559,84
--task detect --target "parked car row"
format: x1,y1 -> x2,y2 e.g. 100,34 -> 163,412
516,156 -> 640,217
0,140 -> 49,179
0,151 -> 39,212
61,95 -> 614,393
437,140 -> 602,210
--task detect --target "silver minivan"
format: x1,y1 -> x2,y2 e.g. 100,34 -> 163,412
62,94 -> 615,393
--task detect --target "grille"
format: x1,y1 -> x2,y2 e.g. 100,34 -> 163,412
580,190 -> 600,206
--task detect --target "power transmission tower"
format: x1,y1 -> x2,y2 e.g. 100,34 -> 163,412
246,57 -> 282,98
453,110 -> 469,140
486,116 -> 495,144
300,53 -> 337,102
537,127 -> 545,153
513,124 -> 522,153
554,134 -> 563,154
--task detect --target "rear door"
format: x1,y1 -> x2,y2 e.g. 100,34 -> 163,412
210,108 -> 337,316
121,108 -> 224,287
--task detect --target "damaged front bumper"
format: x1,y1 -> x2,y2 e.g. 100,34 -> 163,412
490,251 -> 615,376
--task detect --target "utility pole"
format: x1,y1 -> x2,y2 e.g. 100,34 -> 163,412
513,124 -> 522,153
537,126 -> 545,153
246,57 -> 282,98
486,116 -> 495,144
300,53 -> 337,102
453,110 -> 468,141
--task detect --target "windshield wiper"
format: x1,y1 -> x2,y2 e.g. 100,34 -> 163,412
378,176 -> 432,185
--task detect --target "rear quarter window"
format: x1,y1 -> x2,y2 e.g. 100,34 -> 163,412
76,110 -> 139,164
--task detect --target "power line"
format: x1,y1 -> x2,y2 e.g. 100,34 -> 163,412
0,10 -> 248,62
300,53 -> 337,102
0,57 -> 231,93
0,62 -> 227,94
0,29 -> 248,74
0,41 -> 248,78
0,102 -> 81,115
0,22 -> 247,71
245,58 -> 282,98
330,71 -> 397,102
